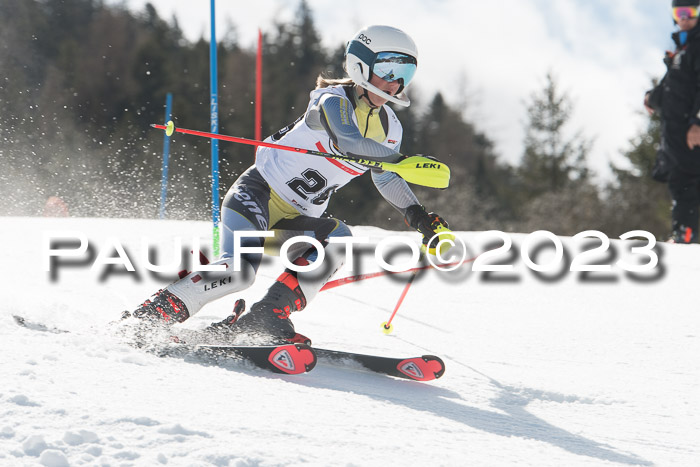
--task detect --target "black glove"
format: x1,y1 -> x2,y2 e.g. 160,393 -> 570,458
404,204 -> 451,253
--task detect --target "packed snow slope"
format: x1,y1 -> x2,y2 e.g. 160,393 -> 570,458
1,217 -> 698,466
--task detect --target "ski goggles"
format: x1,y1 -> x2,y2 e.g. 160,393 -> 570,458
371,52 -> 417,86
347,41 -> 417,86
673,6 -> 699,22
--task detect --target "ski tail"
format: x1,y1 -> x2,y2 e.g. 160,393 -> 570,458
13,315 -> 68,334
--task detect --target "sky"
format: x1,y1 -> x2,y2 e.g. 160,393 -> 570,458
113,0 -> 674,181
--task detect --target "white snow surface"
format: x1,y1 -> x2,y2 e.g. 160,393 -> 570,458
1,217 -> 699,466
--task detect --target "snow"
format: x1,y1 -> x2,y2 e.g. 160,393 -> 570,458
1,216 -> 699,466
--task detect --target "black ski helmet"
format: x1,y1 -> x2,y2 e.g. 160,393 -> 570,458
673,0 -> 700,7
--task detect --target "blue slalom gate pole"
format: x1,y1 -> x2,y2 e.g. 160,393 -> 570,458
159,92 -> 173,219
210,0 -> 221,256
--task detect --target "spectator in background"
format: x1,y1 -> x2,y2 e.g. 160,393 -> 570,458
645,0 -> 700,243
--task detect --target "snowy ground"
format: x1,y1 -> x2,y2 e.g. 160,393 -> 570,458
1,217 -> 698,466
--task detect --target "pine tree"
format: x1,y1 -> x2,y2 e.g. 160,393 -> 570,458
516,72 -> 603,234
519,72 -> 590,200
603,90 -> 670,238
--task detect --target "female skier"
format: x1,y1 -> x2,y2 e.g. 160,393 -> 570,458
129,25 -> 451,343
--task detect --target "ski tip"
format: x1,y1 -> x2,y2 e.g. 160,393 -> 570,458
423,355 -> 446,379
297,343 -> 318,373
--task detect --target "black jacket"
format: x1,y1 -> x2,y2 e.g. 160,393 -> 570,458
648,23 -> 700,173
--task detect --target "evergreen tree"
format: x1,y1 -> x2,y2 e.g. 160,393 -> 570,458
405,93 -> 516,231
516,72 -> 603,234
519,72 -> 591,200
261,0 -> 325,136
603,93 -> 670,238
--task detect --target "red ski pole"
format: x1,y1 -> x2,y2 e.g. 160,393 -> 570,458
380,227 -> 460,334
151,121 -> 450,189
381,268 -> 420,335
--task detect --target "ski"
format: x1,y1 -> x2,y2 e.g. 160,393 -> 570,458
193,343 -> 317,375
12,315 -> 316,375
314,348 -> 445,381
14,315 -> 443,380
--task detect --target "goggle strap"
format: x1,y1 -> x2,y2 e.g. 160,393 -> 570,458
347,41 -> 376,68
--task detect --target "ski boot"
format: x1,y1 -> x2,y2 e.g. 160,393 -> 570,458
114,289 -> 189,348
126,250 -> 207,324
206,297 -> 312,345
234,270 -> 308,344
131,288 -> 190,324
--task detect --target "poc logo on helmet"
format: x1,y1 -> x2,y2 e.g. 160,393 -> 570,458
358,33 -> 371,44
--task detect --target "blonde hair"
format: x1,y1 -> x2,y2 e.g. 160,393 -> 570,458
315,75 -> 355,89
